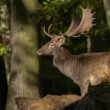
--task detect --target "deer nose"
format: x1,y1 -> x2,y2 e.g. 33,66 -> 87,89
37,50 -> 42,55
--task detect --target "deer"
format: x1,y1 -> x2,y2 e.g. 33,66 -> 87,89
37,5 -> 110,97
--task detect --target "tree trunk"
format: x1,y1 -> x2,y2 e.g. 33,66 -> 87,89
16,94 -> 81,110
6,0 -> 40,110
87,35 -> 107,52
103,0 -> 110,30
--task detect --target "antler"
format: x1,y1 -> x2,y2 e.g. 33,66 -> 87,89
43,24 -> 53,38
43,5 -> 95,38
64,5 -> 96,37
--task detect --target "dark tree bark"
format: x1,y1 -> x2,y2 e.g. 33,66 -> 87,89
0,56 -> 7,110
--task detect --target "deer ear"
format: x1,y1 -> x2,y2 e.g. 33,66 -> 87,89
58,38 -> 65,46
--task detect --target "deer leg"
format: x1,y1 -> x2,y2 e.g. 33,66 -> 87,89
27,107 -> 30,110
80,81 -> 90,97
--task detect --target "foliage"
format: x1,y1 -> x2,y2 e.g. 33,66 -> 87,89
0,29 -> 10,56
0,0 -> 10,56
0,44 -> 9,56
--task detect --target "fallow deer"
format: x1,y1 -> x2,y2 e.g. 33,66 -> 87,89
37,5 -> 110,96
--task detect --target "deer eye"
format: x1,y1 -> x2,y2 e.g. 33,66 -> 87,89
59,38 -> 64,43
59,39 -> 63,42
49,43 -> 55,49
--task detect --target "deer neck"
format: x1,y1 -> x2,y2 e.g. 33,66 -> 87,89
53,47 -> 76,80
53,47 -> 80,82
53,47 -> 71,66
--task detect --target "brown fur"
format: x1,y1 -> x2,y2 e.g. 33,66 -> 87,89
37,43 -> 110,96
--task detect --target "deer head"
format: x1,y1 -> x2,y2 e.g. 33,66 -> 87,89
37,5 -> 95,56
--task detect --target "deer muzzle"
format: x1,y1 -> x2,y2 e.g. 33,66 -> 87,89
37,50 -> 42,55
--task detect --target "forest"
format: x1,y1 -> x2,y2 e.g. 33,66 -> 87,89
0,0 -> 110,110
